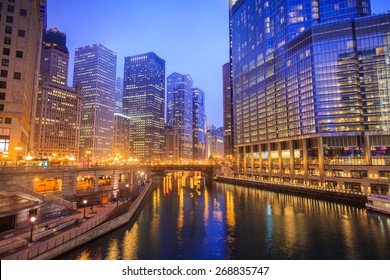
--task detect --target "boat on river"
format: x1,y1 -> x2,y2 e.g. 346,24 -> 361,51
365,195 -> 390,215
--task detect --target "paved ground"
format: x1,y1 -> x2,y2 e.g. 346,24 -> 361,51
1,199 -> 132,260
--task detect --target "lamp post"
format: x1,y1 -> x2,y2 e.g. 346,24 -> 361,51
83,199 -> 87,219
29,216 -> 36,243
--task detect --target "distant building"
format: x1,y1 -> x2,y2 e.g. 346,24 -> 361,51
205,125 -> 224,161
192,88 -> 206,160
123,52 -> 165,161
34,28 -> 82,163
223,62 -> 233,159
113,113 -> 133,160
166,73 -> 193,161
164,125 -> 180,162
115,77 -> 123,114
0,0 -> 44,165
73,44 -> 117,162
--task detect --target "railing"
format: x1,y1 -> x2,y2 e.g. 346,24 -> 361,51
4,184 -> 45,201
3,181 -> 153,260
44,194 -> 74,209
217,175 -> 370,197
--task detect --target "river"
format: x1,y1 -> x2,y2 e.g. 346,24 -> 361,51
58,171 -> 390,260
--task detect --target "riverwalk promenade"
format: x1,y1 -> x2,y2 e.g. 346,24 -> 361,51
1,181 -> 153,260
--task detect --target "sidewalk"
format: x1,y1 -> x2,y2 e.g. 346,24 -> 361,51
1,200 -> 130,260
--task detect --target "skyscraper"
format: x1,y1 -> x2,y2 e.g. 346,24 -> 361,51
166,73 -> 193,161
34,28 -> 82,162
223,62 -> 233,159
192,88 -> 206,160
205,125 -> 224,161
123,52 -> 165,161
73,44 -> 116,161
113,113 -> 133,160
231,0 -> 390,194
0,0 -> 44,165
115,77 -> 123,114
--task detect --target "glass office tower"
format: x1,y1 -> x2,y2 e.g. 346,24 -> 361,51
123,52 -> 165,161
167,73 -> 193,161
192,88 -> 206,160
223,62 -> 234,159
73,44 -> 116,161
231,0 -> 390,194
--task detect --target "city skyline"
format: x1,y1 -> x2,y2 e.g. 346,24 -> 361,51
47,0 -> 390,128
1,0 -> 390,265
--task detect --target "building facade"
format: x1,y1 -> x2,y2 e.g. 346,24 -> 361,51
205,125 -> 224,161
73,44 -> 116,162
113,113 -> 133,161
231,0 -> 390,194
166,72 -> 193,161
164,125 -> 180,162
115,77 -> 123,114
223,62 -> 234,159
123,52 -> 165,162
34,28 -> 82,163
0,0 -> 44,165
192,88 -> 206,160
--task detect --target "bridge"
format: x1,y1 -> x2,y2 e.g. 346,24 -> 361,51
0,164 -> 216,198
0,164 -> 218,232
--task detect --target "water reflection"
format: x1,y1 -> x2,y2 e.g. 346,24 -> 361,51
59,172 -> 390,260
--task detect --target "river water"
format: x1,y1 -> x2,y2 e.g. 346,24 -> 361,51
58,172 -> 390,260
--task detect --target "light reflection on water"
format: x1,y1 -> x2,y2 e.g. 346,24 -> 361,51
61,172 -> 390,260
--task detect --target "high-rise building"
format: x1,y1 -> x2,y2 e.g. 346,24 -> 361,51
164,125 -> 180,162
115,77 -> 123,114
41,28 -> 68,85
231,0 -> 390,194
113,113 -> 133,160
223,62 -> 233,159
34,28 -> 82,163
123,52 -> 165,161
205,125 -> 224,161
192,88 -> 206,160
166,72 -> 193,161
73,44 -> 116,162
0,0 -> 44,165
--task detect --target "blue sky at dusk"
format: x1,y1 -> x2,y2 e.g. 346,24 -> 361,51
48,0 -> 390,128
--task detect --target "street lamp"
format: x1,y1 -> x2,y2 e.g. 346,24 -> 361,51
29,216 -> 36,243
83,199 -> 87,219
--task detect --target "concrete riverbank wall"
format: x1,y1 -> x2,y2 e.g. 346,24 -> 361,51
4,181 -> 153,260
215,176 -> 367,206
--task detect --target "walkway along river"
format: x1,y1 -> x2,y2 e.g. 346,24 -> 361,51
58,171 -> 390,260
